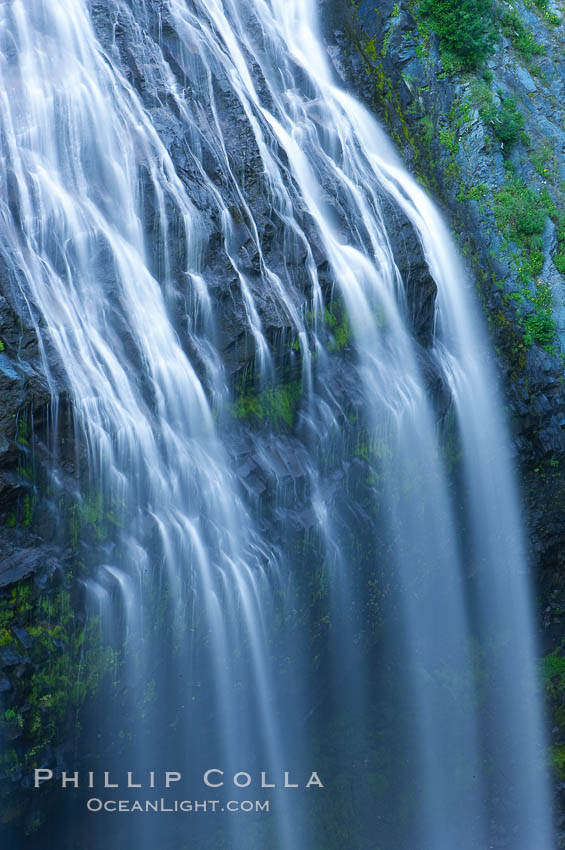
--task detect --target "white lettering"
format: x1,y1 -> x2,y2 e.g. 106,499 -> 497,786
34,769 -> 53,788
204,769 -> 224,788
104,772 -> 118,788
165,772 -> 181,788
261,772 -> 275,788
284,772 -> 298,788
61,772 -> 79,788
306,771 -> 324,788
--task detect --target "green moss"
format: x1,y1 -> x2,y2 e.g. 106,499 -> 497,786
419,115 -> 434,147
0,581 -> 117,773
354,21 -> 420,162
364,36 -> 378,62
542,649 -> 565,778
325,300 -> 352,352
353,430 -> 392,470
16,417 -> 31,447
232,379 -> 303,429
550,744 -> 565,779
69,503 -> 79,550
324,307 -> 337,329
23,494 -> 32,527
2,708 -> 23,728
67,491 -> 124,551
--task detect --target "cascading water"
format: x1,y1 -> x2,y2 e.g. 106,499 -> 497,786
0,0 -> 554,848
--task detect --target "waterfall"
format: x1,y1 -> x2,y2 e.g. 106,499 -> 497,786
0,0 -> 554,848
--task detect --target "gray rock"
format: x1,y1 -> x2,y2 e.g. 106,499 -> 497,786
11,627 -> 32,651
0,545 -> 64,589
514,64 -> 537,94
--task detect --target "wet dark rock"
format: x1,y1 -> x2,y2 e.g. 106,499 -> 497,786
11,628 -> 32,651
0,646 -> 26,668
0,543 -> 66,590
381,196 -> 438,346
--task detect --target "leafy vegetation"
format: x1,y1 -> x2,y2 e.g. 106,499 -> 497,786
418,0 -> 496,69
523,0 -> 561,27
493,179 -> 557,351
479,96 -> 527,150
553,214 -> 565,275
498,7 -> 545,58
523,283 -> 555,349
530,144 -> 555,180
494,178 -> 552,278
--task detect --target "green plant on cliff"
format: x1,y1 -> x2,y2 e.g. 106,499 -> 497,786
493,179 -> 557,351
418,0 -> 495,69
479,96 -> 526,150
523,283 -> 555,350
524,0 -> 561,25
530,144 -> 556,180
553,214 -> 565,275
498,7 -> 546,58
494,178 -> 550,267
